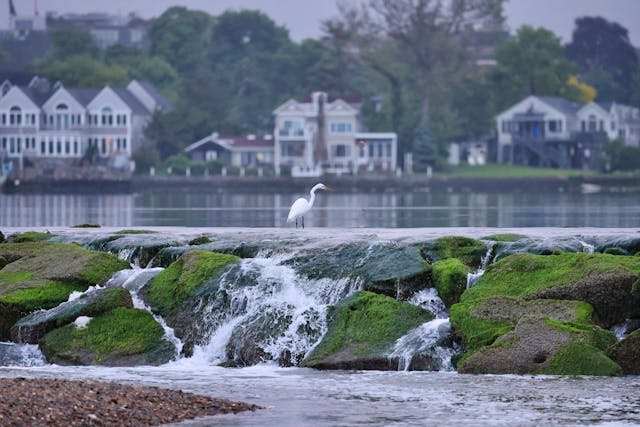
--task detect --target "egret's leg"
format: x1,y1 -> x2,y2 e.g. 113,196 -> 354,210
295,218 -> 298,229
302,216 -> 305,229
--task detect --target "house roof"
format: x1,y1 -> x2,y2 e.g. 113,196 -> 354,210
67,88 -> 100,106
185,133 -> 274,153
537,96 -> 582,115
16,85 -> 50,106
113,88 -> 150,114
138,80 -> 173,112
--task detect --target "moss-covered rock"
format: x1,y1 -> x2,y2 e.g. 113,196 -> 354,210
524,266 -> 640,328
450,296 -> 592,360
463,253 -> 640,303
458,316 -> 620,375
11,287 -> 132,344
39,307 -> 175,366
11,231 -> 53,243
481,234 -> 528,243
302,291 -> 433,370
71,224 -> 101,228
142,250 -> 239,320
595,236 -> 640,256
0,255 -> 6,270
0,242 -> 130,340
0,231 -> 4,243
423,236 -> 486,268
114,229 -> 157,235
188,236 -> 213,246
603,247 -> 629,256
609,329 -> 640,375
287,243 -> 432,299
432,258 -> 470,307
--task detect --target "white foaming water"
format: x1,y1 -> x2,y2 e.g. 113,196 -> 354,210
409,288 -> 448,319
108,266 -> 184,356
116,247 -> 136,262
67,284 -> 105,301
390,318 -> 457,371
578,240 -> 595,254
466,241 -> 496,289
183,254 -> 361,367
392,289 -> 459,371
0,342 -> 47,367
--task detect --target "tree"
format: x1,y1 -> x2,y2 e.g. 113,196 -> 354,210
566,75 -> 597,103
566,17 -> 639,103
148,7 -> 213,75
49,27 -> 99,60
41,55 -> 128,87
490,26 -> 577,110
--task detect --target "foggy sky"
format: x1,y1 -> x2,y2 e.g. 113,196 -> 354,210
3,0 -> 640,45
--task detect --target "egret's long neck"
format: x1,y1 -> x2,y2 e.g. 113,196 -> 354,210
308,188 -> 317,208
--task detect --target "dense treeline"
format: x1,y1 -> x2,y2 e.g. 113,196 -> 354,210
5,1 -> 640,170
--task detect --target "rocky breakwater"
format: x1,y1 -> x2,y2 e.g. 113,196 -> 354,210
450,250 -> 640,375
0,231 -> 176,366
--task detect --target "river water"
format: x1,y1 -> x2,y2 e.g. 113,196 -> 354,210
1,364 -> 639,426
1,188 -> 640,227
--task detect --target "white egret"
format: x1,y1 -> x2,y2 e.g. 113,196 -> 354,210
287,183 -> 332,228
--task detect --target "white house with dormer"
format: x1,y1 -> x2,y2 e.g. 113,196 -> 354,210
273,91 -> 397,176
0,76 -> 170,173
496,95 -> 640,169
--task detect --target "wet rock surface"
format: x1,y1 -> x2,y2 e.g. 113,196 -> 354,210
0,377 -> 260,426
11,287 -> 133,344
609,329 -> 640,375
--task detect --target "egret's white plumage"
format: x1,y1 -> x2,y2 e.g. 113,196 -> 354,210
287,183 -> 331,228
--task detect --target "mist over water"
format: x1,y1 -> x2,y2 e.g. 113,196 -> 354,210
1,189 -> 639,227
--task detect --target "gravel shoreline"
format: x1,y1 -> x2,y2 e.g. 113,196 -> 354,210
0,377 -> 260,426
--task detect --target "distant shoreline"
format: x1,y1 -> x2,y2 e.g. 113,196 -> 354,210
1,174 -> 639,194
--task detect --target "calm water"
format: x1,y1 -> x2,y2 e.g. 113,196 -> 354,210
1,365 -> 639,426
1,189 -> 639,228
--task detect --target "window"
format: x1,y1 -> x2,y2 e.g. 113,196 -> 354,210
333,144 -> 350,157
55,103 -> 69,130
611,121 -> 616,131
1,114 -> 5,125
599,120 -> 604,132
330,122 -> 353,133
65,140 -> 70,154
1,137 -> 5,150
49,140 -> 54,155
56,140 -> 62,154
101,138 -> 106,155
101,107 -> 113,126
122,115 -> 127,125
9,106 -> 21,125
41,140 -> 45,154
122,138 -> 127,150
549,121 -> 557,132
588,114 -> 597,132
359,144 -> 366,158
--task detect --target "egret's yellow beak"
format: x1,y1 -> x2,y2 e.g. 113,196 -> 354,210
324,186 -> 334,191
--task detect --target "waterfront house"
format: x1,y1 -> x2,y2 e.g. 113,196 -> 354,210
496,95 -> 640,169
0,76 -> 170,176
185,132 -> 274,169
273,92 -> 397,176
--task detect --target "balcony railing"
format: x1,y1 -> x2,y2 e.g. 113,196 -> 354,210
279,128 -> 305,137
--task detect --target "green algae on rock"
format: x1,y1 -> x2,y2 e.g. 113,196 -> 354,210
0,242 -> 130,340
422,236 -> 486,269
481,234 -> 528,242
11,287 -> 133,344
142,250 -> 239,318
11,231 -> 53,243
432,258 -> 470,307
303,291 -> 433,370
39,307 -> 175,366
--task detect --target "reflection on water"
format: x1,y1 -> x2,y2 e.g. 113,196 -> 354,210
1,189 -> 639,228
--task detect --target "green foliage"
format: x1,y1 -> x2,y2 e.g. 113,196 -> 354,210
149,7 -> 213,75
41,307 -> 170,362
49,27 -> 99,60
462,253 -> 640,302
42,55 -> 129,88
145,250 -> 239,316
13,231 -> 52,243
432,259 -> 471,307
491,26 -> 577,110
566,16 -> 639,103
599,140 -> 640,173
0,281 -> 84,311
131,146 -> 161,174
544,343 -> 622,376
71,224 -> 101,228
442,164 -> 590,178
304,291 -> 433,365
